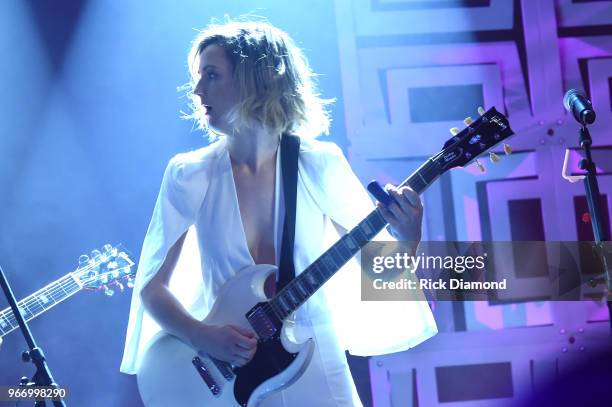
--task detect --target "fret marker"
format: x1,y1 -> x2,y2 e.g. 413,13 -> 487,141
305,272 -> 317,286
295,280 -> 309,297
322,256 -> 334,273
286,291 -> 297,305
345,235 -> 357,250
278,296 -> 290,314
337,244 -> 350,259
40,294 -> 50,304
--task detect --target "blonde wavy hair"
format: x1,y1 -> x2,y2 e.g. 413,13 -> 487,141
185,19 -> 333,140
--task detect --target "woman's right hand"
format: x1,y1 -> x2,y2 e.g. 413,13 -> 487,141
188,323 -> 258,367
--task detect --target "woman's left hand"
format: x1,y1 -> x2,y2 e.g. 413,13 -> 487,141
376,185 -> 423,253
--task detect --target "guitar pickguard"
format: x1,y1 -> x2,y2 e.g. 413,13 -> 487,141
233,335 -> 298,406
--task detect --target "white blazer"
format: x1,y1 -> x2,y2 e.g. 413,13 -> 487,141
120,136 -> 437,375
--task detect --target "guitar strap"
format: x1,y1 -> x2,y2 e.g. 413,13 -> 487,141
277,134 -> 300,292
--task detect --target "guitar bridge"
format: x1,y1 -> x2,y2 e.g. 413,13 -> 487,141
192,356 -> 221,396
210,356 -> 235,381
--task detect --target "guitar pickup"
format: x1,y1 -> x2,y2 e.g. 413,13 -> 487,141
192,356 -> 221,396
246,305 -> 277,340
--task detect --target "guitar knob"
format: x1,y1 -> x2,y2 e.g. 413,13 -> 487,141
503,143 -> 513,155
91,249 -> 102,260
103,286 -> 114,297
450,127 -> 460,136
464,116 -> 473,126
478,106 -> 485,116
103,244 -> 113,254
475,159 -> 486,173
116,282 -> 125,292
489,152 -> 500,163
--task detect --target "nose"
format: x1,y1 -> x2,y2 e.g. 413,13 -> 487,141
193,78 -> 206,99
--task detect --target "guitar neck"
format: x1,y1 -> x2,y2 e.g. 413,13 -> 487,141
0,273 -> 82,338
269,156 -> 442,320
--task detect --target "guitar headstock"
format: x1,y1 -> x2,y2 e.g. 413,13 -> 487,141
435,106 -> 514,173
73,244 -> 135,296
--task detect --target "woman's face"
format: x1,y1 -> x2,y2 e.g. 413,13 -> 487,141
193,44 -> 239,135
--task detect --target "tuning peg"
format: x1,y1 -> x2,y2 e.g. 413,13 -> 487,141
475,159 -> 486,173
103,285 -> 114,296
503,143 -> 512,155
478,106 -> 485,116
115,282 -> 125,292
91,249 -> 102,260
464,116 -> 473,126
489,151 -> 500,163
103,244 -> 115,255
126,277 -> 135,289
450,127 -> 460,136
78,254 -> 90,267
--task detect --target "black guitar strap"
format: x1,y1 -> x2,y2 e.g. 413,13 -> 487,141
277,134 -> 300,292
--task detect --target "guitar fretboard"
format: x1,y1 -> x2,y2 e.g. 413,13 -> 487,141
268,157 -> 442,321
0,274 -> 81,337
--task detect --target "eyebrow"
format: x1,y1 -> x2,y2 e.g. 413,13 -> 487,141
200,64 -> 218,71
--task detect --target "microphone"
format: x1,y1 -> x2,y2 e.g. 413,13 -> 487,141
563,89 -> 596,125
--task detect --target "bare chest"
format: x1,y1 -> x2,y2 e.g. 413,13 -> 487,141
232,167 -> 277,265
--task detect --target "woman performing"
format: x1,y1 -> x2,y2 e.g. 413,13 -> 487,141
121,19 -> 437,407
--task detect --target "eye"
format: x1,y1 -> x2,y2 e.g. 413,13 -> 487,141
207,72 -> 217,80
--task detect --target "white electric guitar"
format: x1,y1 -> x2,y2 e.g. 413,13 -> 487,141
137,107 -> 515,406
0,244 -> 135,339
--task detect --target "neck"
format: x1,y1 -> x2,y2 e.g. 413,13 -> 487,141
227,127 -> 280,173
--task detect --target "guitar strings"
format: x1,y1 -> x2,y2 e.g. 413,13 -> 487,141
261,209 -> 392,324
0,258 -> 129,334
1,263 -> 131,329
0,275 -> 80,332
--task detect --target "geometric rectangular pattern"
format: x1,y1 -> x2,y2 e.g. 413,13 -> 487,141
435,362 -> 514,402
508,198 -> 546,241
408,84 -> 485,122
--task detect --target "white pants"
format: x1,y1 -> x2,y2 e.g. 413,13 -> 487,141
259,319 -> 363,407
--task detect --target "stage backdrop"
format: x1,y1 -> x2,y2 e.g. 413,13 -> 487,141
1,0 -> 611,406
333,0 -> 612,405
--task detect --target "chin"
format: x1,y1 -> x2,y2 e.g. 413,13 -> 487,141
203,113 -> 228,132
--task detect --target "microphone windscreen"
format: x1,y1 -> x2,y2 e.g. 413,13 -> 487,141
563,89 -> 582,112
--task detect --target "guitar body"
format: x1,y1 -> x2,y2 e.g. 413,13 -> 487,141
137,264 -> 315,407
135,107 -> 514,406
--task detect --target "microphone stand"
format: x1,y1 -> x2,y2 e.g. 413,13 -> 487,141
577,125 -> 612,333
0,265 -> 67,407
